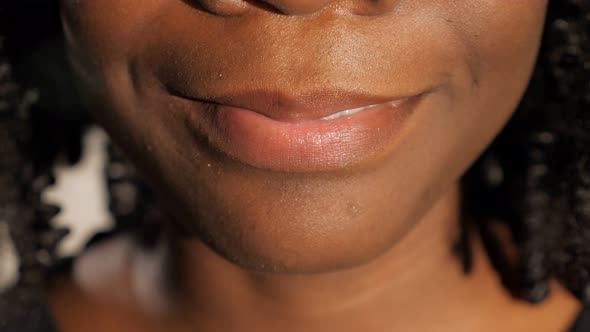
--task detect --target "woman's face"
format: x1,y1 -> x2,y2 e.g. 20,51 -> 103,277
60,0 -> 547,272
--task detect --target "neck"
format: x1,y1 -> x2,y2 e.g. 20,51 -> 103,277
48,182 -> 581,332
164,183 -> 503,331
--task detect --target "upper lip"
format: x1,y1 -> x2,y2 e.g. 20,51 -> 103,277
168,87 -> 421,121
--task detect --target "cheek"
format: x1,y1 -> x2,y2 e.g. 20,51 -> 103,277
399,1 -> 547,201
452,1 -> 547,74
60,0 -> 162,82
440,1 -> 547,133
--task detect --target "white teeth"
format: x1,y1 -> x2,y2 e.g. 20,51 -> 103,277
320,104 -> 377,121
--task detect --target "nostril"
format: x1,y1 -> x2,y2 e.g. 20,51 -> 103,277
189,0 -> 250,16
252,0 -> 401,17
189,0 -> 398,17
248,0 -> 338,16
242,0 -> 285,14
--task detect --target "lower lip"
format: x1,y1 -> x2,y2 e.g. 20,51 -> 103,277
188,96 -> 422,172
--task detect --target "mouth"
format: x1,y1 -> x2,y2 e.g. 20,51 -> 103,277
318,102 -> 405,121
171,89 -> 429,172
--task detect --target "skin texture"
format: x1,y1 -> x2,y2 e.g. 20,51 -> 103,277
49,1 -> 583,331
60,0 -> 547,273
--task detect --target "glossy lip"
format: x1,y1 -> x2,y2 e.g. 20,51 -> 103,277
173,89 -> 428,172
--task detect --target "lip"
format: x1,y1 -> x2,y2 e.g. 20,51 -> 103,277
171,89 -> 415,122
175,90 -> 427,172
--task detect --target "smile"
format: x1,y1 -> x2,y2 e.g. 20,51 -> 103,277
173,89 -> 428,172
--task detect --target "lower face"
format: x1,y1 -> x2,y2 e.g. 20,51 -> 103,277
60,0 -> 547,272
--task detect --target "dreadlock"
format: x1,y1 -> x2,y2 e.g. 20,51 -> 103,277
0,0 -> 589,330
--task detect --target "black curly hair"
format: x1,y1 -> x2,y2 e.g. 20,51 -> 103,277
0,0 -> 589,330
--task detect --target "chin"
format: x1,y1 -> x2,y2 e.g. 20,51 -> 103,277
191,226 -> 398,274
167,195 -> 415,274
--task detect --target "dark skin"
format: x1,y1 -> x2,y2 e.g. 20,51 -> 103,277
49,0 -> 580,331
